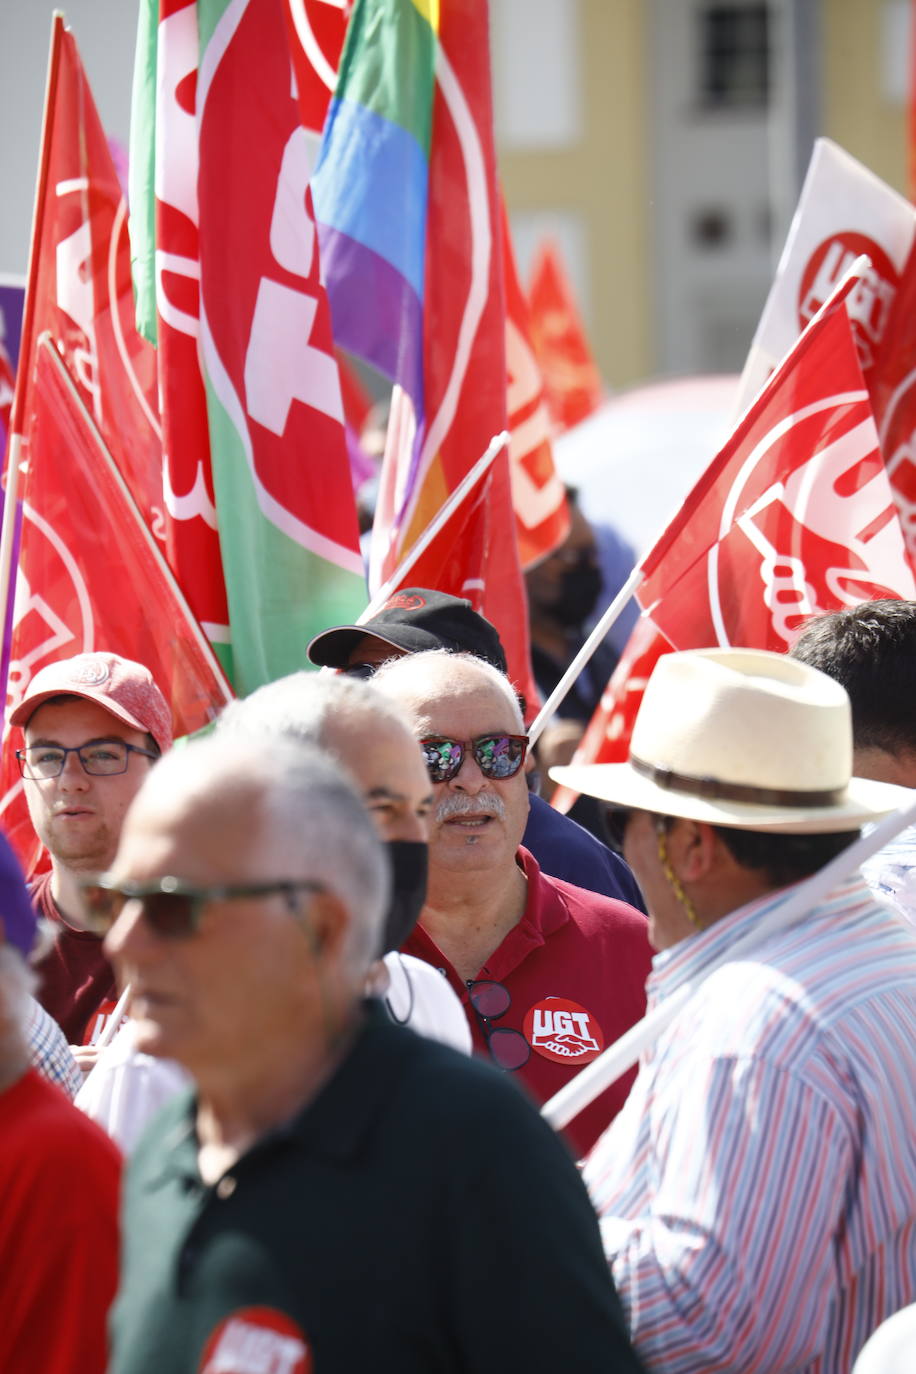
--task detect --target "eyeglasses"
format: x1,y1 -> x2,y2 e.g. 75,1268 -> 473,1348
467,979 -> 530,1070
79,874 -> 325,939
340,662 -> 377,680
420,734 -> 528,784
605,807 -> 633,856
16,741 -> 159,780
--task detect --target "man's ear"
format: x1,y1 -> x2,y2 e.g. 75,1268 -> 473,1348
670,818 -> 719,883
298,889 -> 349,960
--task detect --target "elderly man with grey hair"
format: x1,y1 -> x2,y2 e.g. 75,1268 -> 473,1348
372,649 -> 653,1160
100,734 -> 644,1374
218,673 -> 468,1049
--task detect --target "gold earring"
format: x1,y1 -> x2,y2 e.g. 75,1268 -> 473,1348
655,820 -> 700,928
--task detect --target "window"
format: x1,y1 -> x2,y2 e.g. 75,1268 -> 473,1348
699,4 -> 769,109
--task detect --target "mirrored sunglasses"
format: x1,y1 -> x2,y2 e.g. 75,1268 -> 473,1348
421,734 -> 528,784
79,875 -> 325,940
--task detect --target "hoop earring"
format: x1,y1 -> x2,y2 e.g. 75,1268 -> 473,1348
655,818 -> 700,928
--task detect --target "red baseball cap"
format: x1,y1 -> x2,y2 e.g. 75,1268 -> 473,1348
10,652 -> 173,754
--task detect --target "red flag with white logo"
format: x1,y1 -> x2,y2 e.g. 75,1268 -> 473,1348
501,202 -> 570,569
12,15 -> 162,535
736,139 -> 916,417
527,237 -> 604,434
551,270 -> 916,813
639,278 -> 915,652
2,340 -> 232,872
864,235 -> 916,567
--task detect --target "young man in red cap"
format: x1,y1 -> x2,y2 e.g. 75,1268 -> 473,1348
10,651 -> 172,1059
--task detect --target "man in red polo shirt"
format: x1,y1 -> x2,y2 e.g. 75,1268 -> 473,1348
10,652 -> 172,1061
373,649 -> 652,1157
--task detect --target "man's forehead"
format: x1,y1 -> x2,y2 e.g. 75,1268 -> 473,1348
25,696 -> 140,740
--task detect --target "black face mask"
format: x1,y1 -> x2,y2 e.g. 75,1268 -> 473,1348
553,557 -> 604,628
380,840 -> 429,955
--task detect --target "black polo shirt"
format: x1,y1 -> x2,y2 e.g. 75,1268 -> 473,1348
111,1003 -> 643,1374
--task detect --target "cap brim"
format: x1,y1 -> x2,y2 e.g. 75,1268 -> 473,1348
307,625 -> 442,667
549,762 -> 915,834
10,688 -> 148,740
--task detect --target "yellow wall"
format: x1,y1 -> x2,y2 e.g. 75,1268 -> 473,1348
822,0 -> 907,194
498,0 -> 652,387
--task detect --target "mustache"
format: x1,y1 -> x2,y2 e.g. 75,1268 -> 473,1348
436,793 -> 506,824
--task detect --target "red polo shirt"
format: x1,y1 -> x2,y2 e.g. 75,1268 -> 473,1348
404,846 -> 653,1158
31,871 -> 117,1045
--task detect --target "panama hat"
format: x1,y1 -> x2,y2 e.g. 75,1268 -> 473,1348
550,647 -> 912,834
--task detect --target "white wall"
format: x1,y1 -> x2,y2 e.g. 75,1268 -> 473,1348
0,1 -> 137,276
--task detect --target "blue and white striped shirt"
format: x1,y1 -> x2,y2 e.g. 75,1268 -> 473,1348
584,873 -> 916,1373
25,995 -> 82,1099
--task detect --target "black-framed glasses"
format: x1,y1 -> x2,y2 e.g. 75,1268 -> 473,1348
79,874 -> 326,940
341,662 -> 377,680
467,979 -> 530,1071
16,741 -> 159,780
421,734 -> 528,784
605,807 -> 633,856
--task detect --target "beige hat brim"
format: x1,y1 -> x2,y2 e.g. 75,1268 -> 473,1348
549,762 -> 915,834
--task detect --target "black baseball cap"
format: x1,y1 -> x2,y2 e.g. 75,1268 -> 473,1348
307,588 -> 509,674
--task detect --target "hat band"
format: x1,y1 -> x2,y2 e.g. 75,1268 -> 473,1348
629,754 -> 846,809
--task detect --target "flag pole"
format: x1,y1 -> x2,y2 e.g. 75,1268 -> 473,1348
527,567 -> 643,747
0,14 -> 65,709
359,430 -> 509,622
541,791 -> 916,1133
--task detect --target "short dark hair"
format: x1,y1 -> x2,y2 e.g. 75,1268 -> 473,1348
789,600 -> 916,755
712,825 -> 859,887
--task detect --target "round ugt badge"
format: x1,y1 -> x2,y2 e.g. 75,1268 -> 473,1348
199,1307 -> 312,1374
523,998 -> 605,1064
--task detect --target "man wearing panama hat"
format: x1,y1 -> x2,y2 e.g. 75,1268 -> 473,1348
552,647 -> 916,1374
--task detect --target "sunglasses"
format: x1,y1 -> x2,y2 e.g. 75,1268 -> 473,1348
79,874 -> 325,940
420,734 -> 528,784
467,979 -> 530,1071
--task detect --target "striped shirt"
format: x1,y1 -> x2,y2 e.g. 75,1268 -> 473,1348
25,995 -> 82,1099
584,873 -> 916,1373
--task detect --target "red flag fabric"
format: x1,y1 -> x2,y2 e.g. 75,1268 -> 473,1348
501,202 -> 570,569
133,0 -> 231,662
527,238 -> 605,434
14,16 -> 162,537
866,235 -> 916,566
637,289 -> 915,653
2,341 -> 232,873
551,277 -> 916,814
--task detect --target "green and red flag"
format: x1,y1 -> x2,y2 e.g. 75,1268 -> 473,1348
131,0 -> 366,694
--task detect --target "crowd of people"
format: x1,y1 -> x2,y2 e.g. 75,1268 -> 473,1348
2,590 -> 915,1372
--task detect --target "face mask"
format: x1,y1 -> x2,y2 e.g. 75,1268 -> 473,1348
553,557 -> 603,628
380,840 -> 429,954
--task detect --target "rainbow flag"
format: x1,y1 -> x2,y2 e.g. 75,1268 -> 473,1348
313,0 -> 535,704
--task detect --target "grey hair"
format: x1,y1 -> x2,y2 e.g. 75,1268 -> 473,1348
218,671 -> 414,753
372,649 -> 525,731
138,735 -> 389,981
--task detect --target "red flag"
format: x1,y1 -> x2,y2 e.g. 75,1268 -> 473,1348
131,0 -> 231,668
501,203 -> 570,569
12,15 -> 162,536
550,616 -> 670,813
866,235 -> 916,566
527,238 -> 605,434
2,340 -> 232,873
638,291 -> 915,653
551,275 -> 916,815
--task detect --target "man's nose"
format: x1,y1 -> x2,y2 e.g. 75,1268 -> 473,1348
58,750 -> 90,789
450,752 -> 487,794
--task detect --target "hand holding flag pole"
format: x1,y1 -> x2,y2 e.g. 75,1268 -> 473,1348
543,790 -> 916,1133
